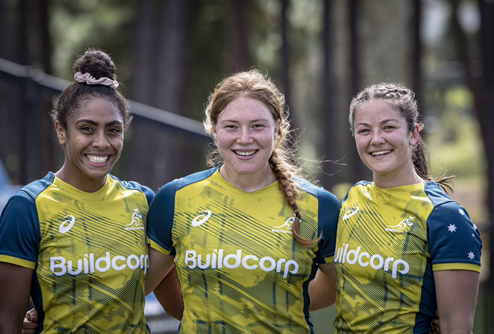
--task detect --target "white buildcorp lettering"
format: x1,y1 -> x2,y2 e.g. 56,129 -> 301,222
185,249 -> 299,279
50,252 -> 149,276
334,243 -> 409,279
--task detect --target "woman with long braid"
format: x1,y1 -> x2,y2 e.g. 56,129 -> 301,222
145,69 -> 340,333
332,82 -> 482,333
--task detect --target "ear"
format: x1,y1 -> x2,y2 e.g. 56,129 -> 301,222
55,121 -> 67,145
409,123 -> 420,146
275,119 -> 281,137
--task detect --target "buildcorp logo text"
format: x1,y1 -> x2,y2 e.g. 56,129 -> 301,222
335,244 -> 409,278
50,252 -> 149,276
185,249 -> 300,278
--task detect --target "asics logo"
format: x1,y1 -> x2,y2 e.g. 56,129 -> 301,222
385,216 -> 414,233
191,210 -> 212,227
343,207 -> 359,220
59,215 -> 75,234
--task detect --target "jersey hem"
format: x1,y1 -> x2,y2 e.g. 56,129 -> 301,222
149,239 -> 172,255
0,254 -> 36,269
433,263 -> 481,273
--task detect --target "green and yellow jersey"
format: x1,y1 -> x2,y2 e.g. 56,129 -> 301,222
147,167 -> 341,334
0,172 -> 154,333
334,181 -> 482,333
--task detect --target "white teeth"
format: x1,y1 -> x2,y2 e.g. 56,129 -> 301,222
371,150 -> 391,156
87,155 -> 109,163
235,151 -> 256,156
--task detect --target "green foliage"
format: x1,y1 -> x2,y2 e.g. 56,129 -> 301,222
425,86 -> 484,182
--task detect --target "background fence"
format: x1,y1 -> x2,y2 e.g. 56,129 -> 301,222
0,57 -> 212,193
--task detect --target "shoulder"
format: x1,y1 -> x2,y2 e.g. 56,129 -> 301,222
423,182 -> 470,219
17,172 -> 55,201
108,174 -> 155,204
424,182 -> 458,208
156,167 -> 218,196
341,180 -> 371,202
295,178 -> 341,209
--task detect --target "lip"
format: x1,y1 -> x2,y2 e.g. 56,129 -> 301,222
369,149 -> 392,158
85,154 -> 112,166
233,149 -> 258,158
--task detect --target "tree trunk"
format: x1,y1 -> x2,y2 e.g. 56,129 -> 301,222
150,0 -> 189,187
347,0 -> 369,183
226,0 -> 251,72
478,0 -> 494,329
0,0 -> 6,59
38,0 -> 52,74
411,0 -> 422,109
130,0 -> 154,103
320,0 -> 339,191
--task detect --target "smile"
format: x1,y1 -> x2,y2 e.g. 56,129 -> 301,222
234,150 -> 257,157
86,155 -> 109,164
370,150 -> 391,156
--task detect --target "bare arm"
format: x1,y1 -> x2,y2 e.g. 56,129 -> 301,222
0,262 -> 33,334
309,263 -> 337,312
434,270 -> 479,334
153,266 -> 184,320
146,247 -> 176,295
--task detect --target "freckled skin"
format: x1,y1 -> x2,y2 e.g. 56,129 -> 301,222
214,96 -> 280,192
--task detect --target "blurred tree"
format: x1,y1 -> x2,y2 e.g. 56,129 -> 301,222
128,0 -> 191,189
411,0 -> 423,105
346,0 -> 370,183
320,0 -> 339,191
131,0 -> 154,103
478,0 -> 494,327
227,0 -> 252,72
37,0 -> 52,75
0,0 -> 7,60
280,0 -> 295,137
445,0 -> 494,327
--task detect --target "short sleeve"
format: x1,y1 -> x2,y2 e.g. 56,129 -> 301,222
0,191 -> 40,268
428,201 -> 482,272
317,189 -> 341,264
147,179 -> 178,256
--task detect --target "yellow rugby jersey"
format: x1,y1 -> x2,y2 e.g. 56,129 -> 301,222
147,167 -> 341,334
0,172 -> 154,333
334,181 -> 482,333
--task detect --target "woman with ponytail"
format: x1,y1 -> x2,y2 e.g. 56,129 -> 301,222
333,82 -> 482,333
146,69 -> 341,333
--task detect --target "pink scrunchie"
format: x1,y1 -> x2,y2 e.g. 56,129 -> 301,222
74,72 -> 119,89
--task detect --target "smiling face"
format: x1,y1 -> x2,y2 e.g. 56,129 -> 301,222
214,96 -> 280,191
353,99 -> 421,187
56,97 -> 124,192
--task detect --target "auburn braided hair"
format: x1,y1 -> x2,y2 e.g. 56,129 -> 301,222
204,69 -> 320,247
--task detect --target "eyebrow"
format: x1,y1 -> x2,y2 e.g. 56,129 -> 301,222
356,118 -> 400,126
220,118 -> 270,123
76,119 -> 123,127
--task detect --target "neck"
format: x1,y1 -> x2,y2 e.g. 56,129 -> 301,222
219,165 -> 276,192
55,167 -> 107,193
373,166 -> 424,188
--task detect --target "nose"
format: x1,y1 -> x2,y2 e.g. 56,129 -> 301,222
92,130 -> 110,148
237,127 -> 253,144
370,130 -> 385,146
